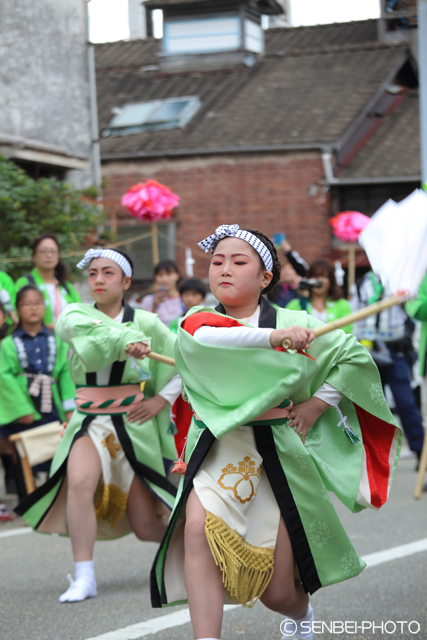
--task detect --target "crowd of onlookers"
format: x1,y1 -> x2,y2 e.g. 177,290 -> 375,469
1,232 -> 427,521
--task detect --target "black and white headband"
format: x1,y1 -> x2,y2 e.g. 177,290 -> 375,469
197,224 -> 273,272
76,249 -> 133,277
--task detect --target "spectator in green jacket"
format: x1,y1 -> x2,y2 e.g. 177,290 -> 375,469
407,273 -> 427,426
15,234 -> 80,329
286,259 -> 353,333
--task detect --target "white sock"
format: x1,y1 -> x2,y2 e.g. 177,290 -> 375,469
196,638 -> 220,640
59,560 -> 97,603
281,603 -> 314,640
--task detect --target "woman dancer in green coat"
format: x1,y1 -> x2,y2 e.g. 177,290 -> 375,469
17,249 -> 180,603
151,225 -> 401,640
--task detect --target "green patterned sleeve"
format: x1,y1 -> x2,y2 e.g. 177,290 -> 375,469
55,304 -> 150,372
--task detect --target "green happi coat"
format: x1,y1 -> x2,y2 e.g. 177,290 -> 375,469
16,302 -> 178,539
0,332 -> 75,425
151,299 -> 401,607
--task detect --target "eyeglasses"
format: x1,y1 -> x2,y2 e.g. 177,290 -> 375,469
20,302 -> 45,308
36,250 -> 59,256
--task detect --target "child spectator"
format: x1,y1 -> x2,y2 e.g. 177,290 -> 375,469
169,278 -> 207,334
0,285 -> 75,499
139,260 -> 183,328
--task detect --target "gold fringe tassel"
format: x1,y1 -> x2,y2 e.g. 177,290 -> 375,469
204,511 -> 275,608
95,481 -> 128,529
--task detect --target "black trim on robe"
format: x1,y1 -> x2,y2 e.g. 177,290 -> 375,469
253,426 -> 321,594
85,301 -> 135,385
112,415 -> 177,497
16,300 -> 177,525
150,428 -> 216,607
215,296 -> 277,329
109,302 -> 135,385
151,296 -> 322,606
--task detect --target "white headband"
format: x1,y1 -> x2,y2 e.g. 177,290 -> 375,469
197,224 -> 273,271
76,249 -> 133,277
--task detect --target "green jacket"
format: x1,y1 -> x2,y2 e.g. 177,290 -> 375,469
0,332 -> 75,425
16,302 -> 178,539
151,302 -> 400,606
15,268 -> 80,325
406,274 -> 427,376
286,296 -> 354,333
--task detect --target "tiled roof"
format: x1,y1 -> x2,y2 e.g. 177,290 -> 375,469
95,38 -> 158,71
95,19 -> 380,71
337,90 -> 420,181
95,20 -> 409,160
265,19 -> 379,55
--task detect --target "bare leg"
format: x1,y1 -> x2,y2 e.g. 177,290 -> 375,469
185,489 -> 224,640
127,476 -> 168,543
66,436 -> 102,562
59,436 -> 102,603
260,517 -> 309,619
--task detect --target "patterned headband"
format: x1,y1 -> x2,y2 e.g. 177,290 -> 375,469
197,224 -> 273,271
76,249 -> 133,277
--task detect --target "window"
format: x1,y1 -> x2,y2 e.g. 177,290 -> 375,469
335,182 -> 420,217
116,224 -> 176,282
103,96 -> 200,137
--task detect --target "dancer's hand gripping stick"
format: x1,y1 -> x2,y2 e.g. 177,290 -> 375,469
125,343 -> 176,367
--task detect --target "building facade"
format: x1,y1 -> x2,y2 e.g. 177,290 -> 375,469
96,5 -> 420,281
0,0 -> 99,188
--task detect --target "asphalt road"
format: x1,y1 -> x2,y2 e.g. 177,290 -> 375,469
1,454 -> 426,640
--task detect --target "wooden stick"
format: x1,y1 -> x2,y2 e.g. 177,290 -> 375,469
151,222 -> 159,266
147,351 -> 176,367
125,344 -> 176,367
314,295 -> 405,337
281,295 -> 406,349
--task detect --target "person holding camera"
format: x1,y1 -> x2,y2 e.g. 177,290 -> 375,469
285,259 -> 354,334
270,240 -> 308,308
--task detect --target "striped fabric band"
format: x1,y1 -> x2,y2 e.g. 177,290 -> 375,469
76,249 -> 132,277
197,224 -> 273,272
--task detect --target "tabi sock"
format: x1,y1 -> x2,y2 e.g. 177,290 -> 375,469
281,603 -> 314,640
59,560 -> 97,603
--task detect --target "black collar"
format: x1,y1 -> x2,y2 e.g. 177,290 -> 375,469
94,300 -> 135,324
87,301 -> 136,386
214,296 -> 277,329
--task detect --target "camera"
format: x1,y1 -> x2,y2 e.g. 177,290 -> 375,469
298,278 -> 322,291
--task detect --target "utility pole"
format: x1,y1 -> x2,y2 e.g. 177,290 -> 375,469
419,0 -> 427,189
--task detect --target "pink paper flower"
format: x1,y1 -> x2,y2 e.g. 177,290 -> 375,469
121,179 -> 180,222
329,211 -> 371,243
